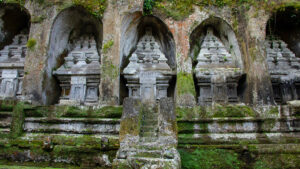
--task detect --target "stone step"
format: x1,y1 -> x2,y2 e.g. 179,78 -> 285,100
135,150 -> 162,158
128,157 -> 178,169
140,126 -> 158,133
0,121 -> 10,128
140,131 -> 157,137
0,111 -> 12,118
139,136 -> 158,143
0,128 -> 10,133
141,120 -> 158,126
142,113 -> 158,119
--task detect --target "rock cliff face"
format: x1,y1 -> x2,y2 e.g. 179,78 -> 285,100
0,0 -> 299,168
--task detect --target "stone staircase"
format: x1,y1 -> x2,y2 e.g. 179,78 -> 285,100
139,108 -> 159,144
0,111 -> 12,134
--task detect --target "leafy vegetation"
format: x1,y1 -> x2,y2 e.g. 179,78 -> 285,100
143,0 -> 300,20
71,0 -> 107,18
26,38 -> 37,51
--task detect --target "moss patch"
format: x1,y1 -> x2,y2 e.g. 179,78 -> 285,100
176,104 -> 256,119
71,0 -> 107,18
56,106 -> 123,118
179,148 -> 242,169
212,105 -> 256,118
253,154 -> 300,169
26,38 -> 37,51
177,72 -> 196,97
10,103 -> 25,138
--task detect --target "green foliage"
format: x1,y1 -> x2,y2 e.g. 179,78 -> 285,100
26,38 -> 37,51
72,0 -> 107,18
102,39 -> 114,54
143,0 -> 156,15
177,72 -> 196,97
10,102 -> 25,138
0,165 -> 63,169
0,0 -> 26,6
253,154 -> 300,169
153,0 -> 300,20
179,148 -> 242,169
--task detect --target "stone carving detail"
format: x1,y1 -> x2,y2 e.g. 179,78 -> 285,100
123,27 -> 174,102
265,36 -> 300,104
194,27 -> 243,106
53,35 -> 100,105
0,32 -> 27,98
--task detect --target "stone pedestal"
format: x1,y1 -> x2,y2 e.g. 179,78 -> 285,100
53,35 -> 101,105
194,27 -> 244,106
265,36 -> 300,104
113,98 -> 180,169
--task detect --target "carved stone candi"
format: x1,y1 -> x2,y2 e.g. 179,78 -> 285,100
53,35 -> 101,105
194,27 -> 244,106
265,36 -> 300,104
122,27 -> 175,102
0,32 -> 27,99
114,28 -> 180,169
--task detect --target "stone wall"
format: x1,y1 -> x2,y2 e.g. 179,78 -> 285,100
0,0 -> 296,107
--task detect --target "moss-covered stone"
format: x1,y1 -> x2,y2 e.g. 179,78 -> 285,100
10,103 -> 25,138
176,72 -> 196,97
212,105 -> 256,118
179,148 -> 243,169
176,104 -> 256,119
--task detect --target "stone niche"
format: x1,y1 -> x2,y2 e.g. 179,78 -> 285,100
194,27 -> 244,106
0,32 -> 27,99
53,35 -> 100,105
265,36 -> 300,104
122,27 -> 175,102
0,4 -> 30,100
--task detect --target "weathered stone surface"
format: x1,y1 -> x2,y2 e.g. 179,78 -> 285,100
266,36 -> 300,104
114,98 -> 180,169
0,32 -> 28,99
123,27 -> 175,102
53,35 -> 101,105
194,27 -> 244,106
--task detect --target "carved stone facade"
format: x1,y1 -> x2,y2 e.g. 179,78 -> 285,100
266,36 -> 300,104
194,28 -> 243,106
123,27 -> 175,102
53,35 -> 101,105
0,32 -> 27,99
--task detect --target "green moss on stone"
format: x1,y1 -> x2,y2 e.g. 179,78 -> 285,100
253,154 -> 300,169
71,0 -> 107,18
177,72 -> 196,97
55,105 -> 122,118
179,148 -> 242,169
10,103 -> 25,138
212,105 -> 256,118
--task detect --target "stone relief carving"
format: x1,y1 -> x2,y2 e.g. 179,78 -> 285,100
0,32 -> 27,98
194,27 -> 243,106
265,36 -> 300,104
53,35 -> 101,105
123,27 -> 175,102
